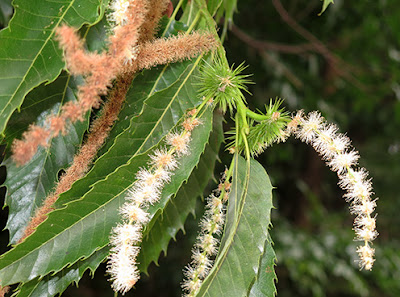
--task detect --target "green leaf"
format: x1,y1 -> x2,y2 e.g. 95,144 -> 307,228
196,156 -> 274,297
84,16 -> 110,53
0,104 -> 214,286
13,247 -> 108,297
96,18 -> 195,157
138,111 -> 224,273
10,111 -> 222,297
0,0 -> 102,135
57,59 -> 203,207
248,235 -> 277,297
207,0 -> 224,16
2,73 -> 90,245
11,108 -> 221,294
319,0 -> 334,15
1,17 -> 112,246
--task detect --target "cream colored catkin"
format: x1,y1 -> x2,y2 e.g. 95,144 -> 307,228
182,172 -> 231,296
108,110 -> 202,294
288,110 -> 377,270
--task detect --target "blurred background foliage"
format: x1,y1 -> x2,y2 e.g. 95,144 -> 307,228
0,0 -> 399,296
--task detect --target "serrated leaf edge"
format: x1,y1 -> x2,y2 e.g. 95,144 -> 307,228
55,56 -> 203,210
0,0 -> 100,135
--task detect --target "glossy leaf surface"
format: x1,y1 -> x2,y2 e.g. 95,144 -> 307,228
2,73 -> 89,244
0,105 -> 214,286
197,156 -> 275,297
138,112 -> 224,273
248,234 -> 277,297
56,59 -> 203,207
14,247 -> 108,297
0,0 -> 102,135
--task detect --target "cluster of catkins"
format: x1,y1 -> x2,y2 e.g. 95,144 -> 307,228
11,0 -> 148,166
11,0 -> 216,166
12,0 -> 216,244
107,110 -> 202,294
8,0 -> 218,294
182,172 -> 231,296
287,111 -> 377,270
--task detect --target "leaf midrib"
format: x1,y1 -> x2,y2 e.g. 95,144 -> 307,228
90,55 -> 202,176
198,155 -> 251,296
0,58 -> 204,278
132,55 -> 202,156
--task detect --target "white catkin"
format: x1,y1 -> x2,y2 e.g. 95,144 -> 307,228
108,115 -> 202,294
182,178 -> 230,296
291,110 -> 378,270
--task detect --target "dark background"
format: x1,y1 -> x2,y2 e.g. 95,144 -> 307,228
1,0 -> 399,296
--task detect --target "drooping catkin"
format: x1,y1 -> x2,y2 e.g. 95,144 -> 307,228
182,172 -> 231,296
107,109 -> 202,294
289,110 -> 378,270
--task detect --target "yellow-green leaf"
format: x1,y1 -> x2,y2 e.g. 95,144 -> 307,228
319,0 -> 334,15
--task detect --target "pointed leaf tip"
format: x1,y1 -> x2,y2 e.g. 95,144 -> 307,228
319,0 -> 334,15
